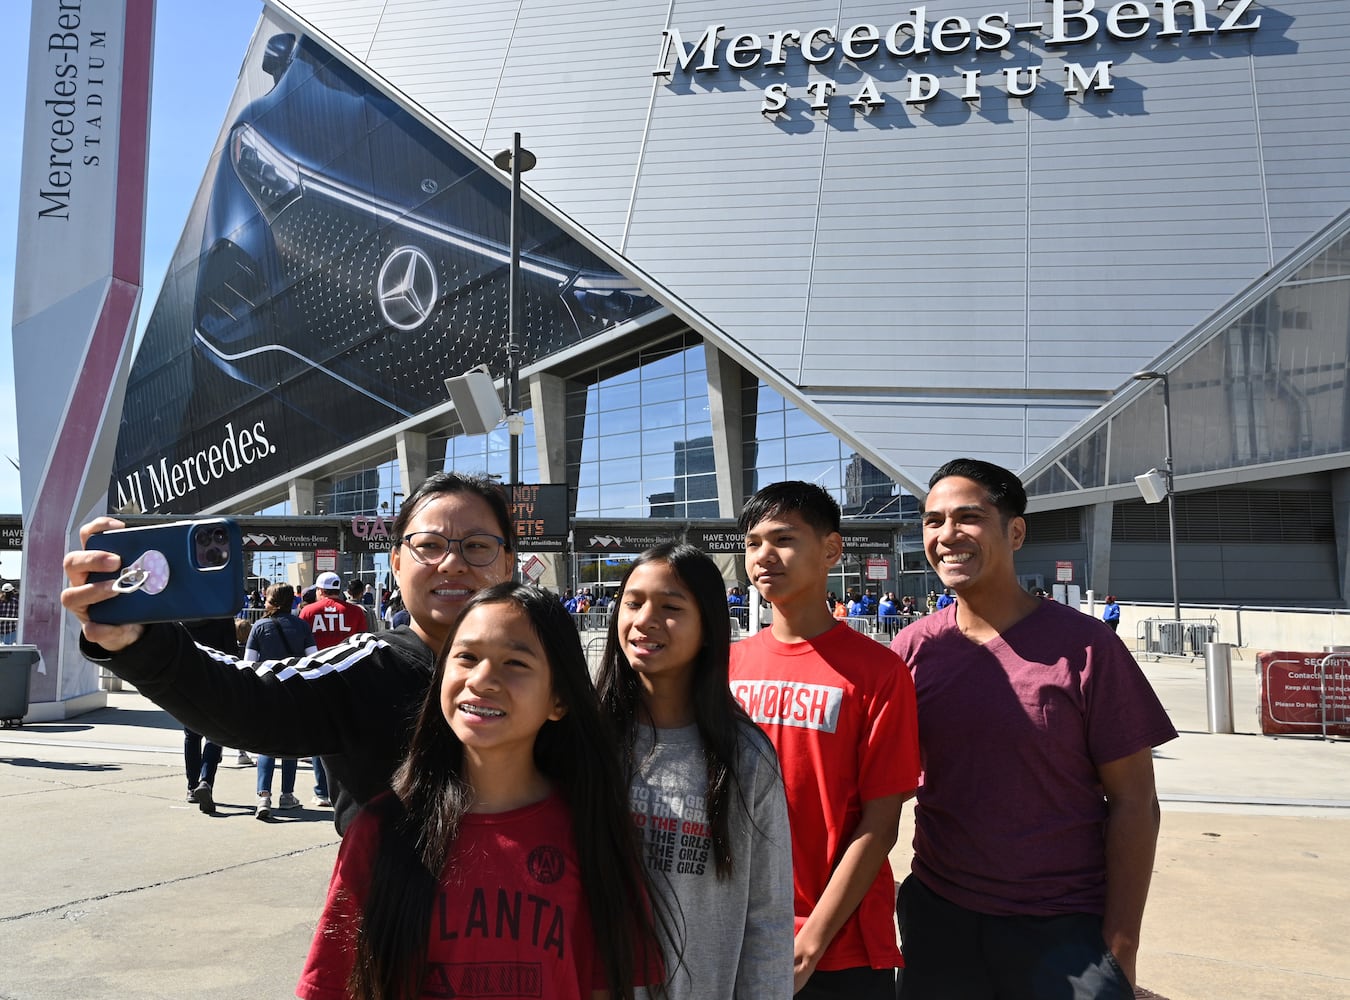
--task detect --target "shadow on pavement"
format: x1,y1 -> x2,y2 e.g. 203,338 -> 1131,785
0,756 -> 122,772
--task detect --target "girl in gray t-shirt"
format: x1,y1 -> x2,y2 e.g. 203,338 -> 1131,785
597,544 -> 795,1000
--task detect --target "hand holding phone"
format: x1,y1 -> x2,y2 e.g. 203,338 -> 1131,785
84,519 -> 245,626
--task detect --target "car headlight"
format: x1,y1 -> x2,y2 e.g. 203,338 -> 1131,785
229,123 -> 302,221
569,274 -> 650,324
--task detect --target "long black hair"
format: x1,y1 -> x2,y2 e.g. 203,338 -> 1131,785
347,583 -> 659,1000
596,543 -> 753,879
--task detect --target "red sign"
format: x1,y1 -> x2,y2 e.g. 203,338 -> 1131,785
1055,560 -> 1073,582
1256,651 -> 1350,737
314,548 -> 338,573
866,557 -> 889,581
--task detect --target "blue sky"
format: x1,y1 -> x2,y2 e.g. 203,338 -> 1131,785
0,4 -> 264,577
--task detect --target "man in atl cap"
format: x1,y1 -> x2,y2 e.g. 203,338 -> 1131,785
296,570 -> 367,810
300,573 -> 367,647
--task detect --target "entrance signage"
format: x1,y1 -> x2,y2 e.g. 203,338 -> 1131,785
575,526 -> 683,554
1257,651 -> 1350,738
509,484 -> 569,552
0,517 -> 22,551
685,525 -> 744,554
653,1 -> 1263,115
840,528 -> 893,556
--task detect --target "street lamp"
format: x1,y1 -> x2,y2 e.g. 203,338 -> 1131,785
1131,370 -> 1181,622
492,133 -> 537,489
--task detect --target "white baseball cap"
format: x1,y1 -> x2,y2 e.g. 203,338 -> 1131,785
316,572 -> 342,590
1,583 -> 13,593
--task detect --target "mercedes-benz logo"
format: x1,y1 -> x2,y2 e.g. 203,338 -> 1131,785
377,245 -> 438,331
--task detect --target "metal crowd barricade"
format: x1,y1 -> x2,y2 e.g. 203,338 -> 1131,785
875,614 -> 904,637
584,636 -> 607,677
1136,616 -> 1220,659
571,611 -> 611,632
1316,651 -> 1350,741
842,616 -> 877,636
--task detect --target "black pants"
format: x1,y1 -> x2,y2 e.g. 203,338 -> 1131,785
797,966 -> 895,1000
896,875 -> 1133,1000
183,730 -> 222,788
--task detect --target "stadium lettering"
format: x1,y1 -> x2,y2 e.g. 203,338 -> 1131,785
653,0 -> 1262,117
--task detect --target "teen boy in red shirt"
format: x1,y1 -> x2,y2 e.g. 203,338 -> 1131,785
729,481 -> 920,1000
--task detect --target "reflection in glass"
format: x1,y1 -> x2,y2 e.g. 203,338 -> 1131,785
1029,224 -> 1350,499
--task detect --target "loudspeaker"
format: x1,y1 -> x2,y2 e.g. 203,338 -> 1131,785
444,366 -> 505,436
1134,469 -> 1167,505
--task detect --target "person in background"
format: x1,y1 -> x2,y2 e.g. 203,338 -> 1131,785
892,458 -> 1177,998
234,617 -> 253,655
180,617 -> 240,816
597,544 -> 794,999
935,588 -> 955,610
0,582 -> 19,644
730,481 -> 920,1000
346,577 -> 379,631
243,583 -> 320,819
876,592 -> 899,636
1103,594 -> 1122,633
382,590 -> 410,629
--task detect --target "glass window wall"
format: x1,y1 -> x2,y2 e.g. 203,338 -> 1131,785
1029,224 -> 1350,501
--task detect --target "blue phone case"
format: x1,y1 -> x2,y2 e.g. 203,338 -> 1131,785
87,519 -> 246,625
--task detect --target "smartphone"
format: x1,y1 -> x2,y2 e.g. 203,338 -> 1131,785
87,519 -> 246,626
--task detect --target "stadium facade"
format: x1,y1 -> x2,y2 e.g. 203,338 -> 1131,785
113,0 -> 1350,605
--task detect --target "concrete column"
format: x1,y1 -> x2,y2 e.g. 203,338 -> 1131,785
1088,500 -> 1114,597
530,371 -> 571,591
289,478 -> 318,587
705,342 -> 746,519
396,430 -> 429,499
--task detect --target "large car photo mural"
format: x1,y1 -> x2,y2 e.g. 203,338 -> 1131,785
112,21 -> 659,515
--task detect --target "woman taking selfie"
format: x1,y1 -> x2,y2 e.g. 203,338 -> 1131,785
61,472 -> 515,833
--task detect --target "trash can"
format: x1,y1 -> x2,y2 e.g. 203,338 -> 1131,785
1158,621 -> 1185,655
1187,624 -> 1217,656
0,645 -> 40,727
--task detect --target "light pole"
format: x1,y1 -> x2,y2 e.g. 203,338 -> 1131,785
492,133 -> 536,489
1132,370 -> 1181,622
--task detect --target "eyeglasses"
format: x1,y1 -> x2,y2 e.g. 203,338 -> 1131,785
398,531 -> 506,567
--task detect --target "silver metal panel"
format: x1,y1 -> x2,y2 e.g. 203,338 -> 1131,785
274,0 -> 1350,481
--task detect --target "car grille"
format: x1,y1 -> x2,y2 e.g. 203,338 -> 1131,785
258,198 -> 597,413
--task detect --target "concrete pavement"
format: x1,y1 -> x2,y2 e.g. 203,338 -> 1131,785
0,651 -> 1347,999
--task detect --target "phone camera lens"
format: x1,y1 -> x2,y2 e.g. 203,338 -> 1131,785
202,547 -> 226,568
211,528 -> 228,545
194,529 -> 212,546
